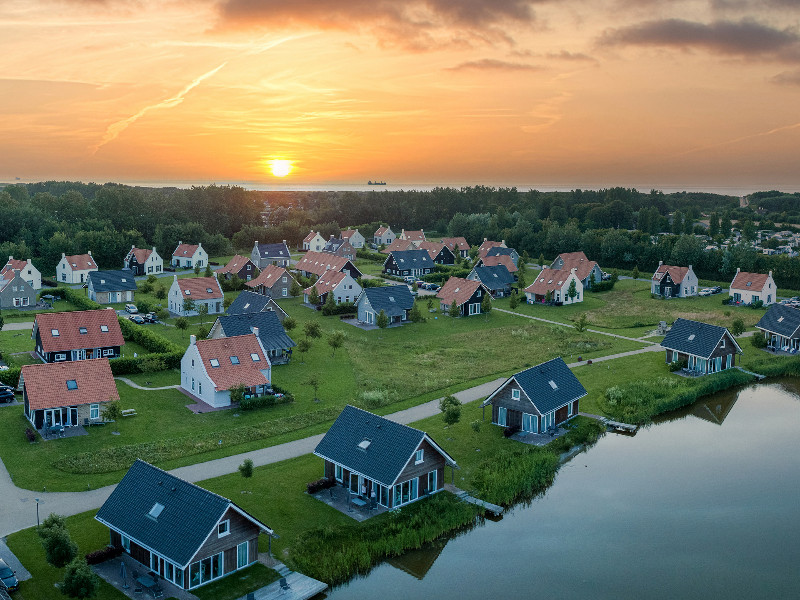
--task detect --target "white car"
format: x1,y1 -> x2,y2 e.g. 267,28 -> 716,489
698,288 -> 713,296
125,304 -> 138,314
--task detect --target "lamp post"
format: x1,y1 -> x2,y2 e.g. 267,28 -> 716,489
35,497 -> 40,528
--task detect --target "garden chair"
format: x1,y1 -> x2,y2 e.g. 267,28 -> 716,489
279,577 -> 291,594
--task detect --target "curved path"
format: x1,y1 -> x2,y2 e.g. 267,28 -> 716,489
113,377 -> 179,391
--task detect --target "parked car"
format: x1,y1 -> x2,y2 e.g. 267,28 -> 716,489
711,286 -> 723,294
125,303 -> 138,314
0,558 -> 19,592
698,288 -> 713,296
426,283 -> 440,292
403,276 -> 416,284
143,313 -> 159,323
0,389 -> 15,403
128,314 -> 145,324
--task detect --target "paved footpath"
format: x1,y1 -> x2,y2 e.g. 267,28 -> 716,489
2,321 -> 34,331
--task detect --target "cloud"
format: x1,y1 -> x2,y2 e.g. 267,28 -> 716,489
772,68 -> 800,85
598,18 -> 800,61
546,50 -> 595,62
446,58 -> 543,71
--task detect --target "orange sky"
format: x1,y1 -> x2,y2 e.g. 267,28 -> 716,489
2,0 -> 800,189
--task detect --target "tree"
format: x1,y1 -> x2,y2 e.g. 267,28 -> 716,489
289,278 -> 302,297
154,285 -> 167,300
324,288 -> 336,312
39,518 -> 77,568
197,325 -> 210,339
538,253 -> 545,268
101,401 -> 121,431
175,317 -> 189,330
731,318 -> 746,336
377,309 -> 389,328
567,279 -> 577,302
509,290 -> 520,309
574,313 -> 588,332
449,299 -> 460,318
194,264 -> 201,275
61,557 -> 99,599
204,264 -> 213,277
545,289 -> 553,303
155,307 -> 169,324
632,265 -> 640,280
0,309 -> 4,333
309,286 -> 320,306
439,395 -> 461,426
742,219 -> 757,243
481,292 -> 492,316
516,270 -> 526,291
282,316 -> 297,331
409,303 -> 425,323
303,321 -> 322,340
296,338 -> 311,363
223,296 -> 234,310
182,297 -> 196,315
197,303 -> 209,326
306,373 -> 320,402
238,458 -> 254,478
327,330 -> 345,357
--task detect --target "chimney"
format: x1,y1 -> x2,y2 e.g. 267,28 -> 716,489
736,267 -> 740,273
254,240 -> 259,248
689,265 -> 692,271
330,234 -> 334,239
251,326 -> 259,338
88,250 -> 92,256
7,256 -> 11,260
769,270 -> 773,278
570,267 -> 577,275
501,240 -> 505,246
282,240 -> 286,245
189,335 -> 196,345
131,244 -> 135,250
658,260 -> 663,266
173,274 -> 178,282
179,241 -> 182,246
62,252 -> 66,259
484,237 -> 487,242
326,265 -> 331,271
27,258 -> 32,265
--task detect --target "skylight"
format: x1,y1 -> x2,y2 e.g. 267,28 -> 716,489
746,282 -> 752,286
230,356 -> 240,365
101,325 -> 109,332
389,296 -> 395,302
206,288 -> 213,293
358,439 -> 371,450
778,316 -> 785,323
148,503 -> 165,519
243,303 -> 250,309
688,334 -> 696,341
79,327 -> 87,334
548,380 -> 558,390
100,279 -> 106,284
51,329 -> 59,337
66,380 -> 78,390
185,289 -> 191,295
251,353 -> 260,361
210,359 -> 220,367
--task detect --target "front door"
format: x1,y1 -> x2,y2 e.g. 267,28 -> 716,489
69,407 -> 78,426
522,413 -> 535,433
350,473 -> 360,494
497,406 -> 507,427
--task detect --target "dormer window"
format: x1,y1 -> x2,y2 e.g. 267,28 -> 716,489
251,353 -> 260,362
243,303 -> 250,309
230,356 -> 240,365
66,380 -> 78,390
206,288 -> 213,293
51,329 -> 60,337
101,325 -> 109,332
688,334 -> 696,341
79,327 -> 88,334
210,359 -> 220,367
185,290 -> 191,295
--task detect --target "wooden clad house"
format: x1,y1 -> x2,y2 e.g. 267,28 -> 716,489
383,249 -> 434,278
32,308 -> 124,363
123,246 -> 163,276
651,262 -> 698,298
418,242 -> 456,265
244,264 -> 295,298
482,357 -> 586,434
440,237 -> 470,258
96,460 -> 274,591
755,303 -> 800,352
436,277 -> 489,316
250,241 -> 291,268
662,318 -> 742,374
356,285 -> 415,326
87,270 -> 137,304
227,290 -> 289,322
467,264 -> 514,297
217,255 -> 258,281
314,405 -> 458,509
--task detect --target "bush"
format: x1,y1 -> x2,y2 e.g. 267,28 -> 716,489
238,459 -> 254,478
118,317 -> 182,354
356,248 -> 386,262
668,358 -> 688,372
751,299 -> 764,309
61,557 -> 99,598
84,545 -> 122,566
502,425 -> 520,438
751,333 -> 768,349
0,367 -> 21,388
306,477 -> 336,494
175,317 -> 189,330
239,393 -> 294,410
470,420 -> 481,433
109,352 -> 182,376
321,301 -> 356,316
356,389 -> 392,409
40,521 -> 78,568
46,288 -> 102,311
25,427 -> 36,442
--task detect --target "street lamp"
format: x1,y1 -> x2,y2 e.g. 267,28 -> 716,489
34,497 -> 40,528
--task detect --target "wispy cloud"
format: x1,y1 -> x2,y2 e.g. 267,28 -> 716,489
446,58 -> 542,72
676,120 -> 800,156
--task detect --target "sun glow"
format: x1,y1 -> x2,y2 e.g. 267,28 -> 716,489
269,159 -> 293,177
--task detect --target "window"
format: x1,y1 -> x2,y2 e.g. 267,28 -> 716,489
121,535 -> 130,553
90,404 -> 99,419
79,327 -> 87,334
335,464 -> 343,482
415,449 -> 424,464
567,402 -> 573,417
251,353 -> 260,362
282,276 -> 287,283
103,349 -> 114,357
282,288 -> 287,297
230,356 -> 240,365
237,542 -> 249,569
192,378 -> 195,390
185,289 -> 191,295
210,359 -> 220,367
548,380 -> 558,390
721,338 -> 726,349
51,329 -> 60,337
217,520 -> 230,537
198,382 -> 202,394
512,388 -> 520,400
66,380 -> 78,390
55,353 -> 66,361
148,503 -> 165,519
498,406 -> 507,427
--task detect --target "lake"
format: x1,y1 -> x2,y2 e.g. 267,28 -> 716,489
325,380 -> 800,599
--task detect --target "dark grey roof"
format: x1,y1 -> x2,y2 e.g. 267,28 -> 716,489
227,291 -> 272,315
88,270 -> 138,293
390,250 -> 434,270
486,247 -> 516,258
470,265 -> 514,291
484,357 -> 586,414
661,318 -> 740,358
95,460 -> 270,568
215,311 -> 296,351
358,285 -> 414,318
314,406 -> 456,488
756,304 -> 800,338
256,242 -> 290,259
323,238 -> 348,253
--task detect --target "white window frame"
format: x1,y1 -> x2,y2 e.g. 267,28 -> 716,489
237,541 -> 249,570
335,464 -> 343,482
512,388 -> 520,400
415,449 -> 424,464
497,406 -> 507,427
217,520 -> 230,538
90,404 -> 99,419
121,535 -> 131,553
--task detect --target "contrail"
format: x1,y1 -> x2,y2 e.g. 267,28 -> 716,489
675,121 -> 800,157
92,62 -> 227,153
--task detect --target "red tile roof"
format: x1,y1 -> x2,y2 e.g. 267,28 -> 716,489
525,268 -> 576,296
217,255 -> 254,275
195,334 -> 270,391
555,252 -> 597,282
374,226 -> 391,236
341,230 -> 357,239
380,239 -> 414,254
401,230 -> 426,242
478,240 -> 504,257
441,237 -> 470,251
1,258 -> 28,273
34,309 -> 124,354
480,255 -> 517,273
437,277 -> 484,307
245,264 -> 292,289
303,231 -> 320,243
652,264 -> 690,284
295,251 -> 353,276
730,270 -> 771,291
22,358 -> 119,410
418,241 -> 447,260
173,243 -> 200,257
128,247 -> 153,264
175,276 -> 223,300
303,270 -> 347,296
64,253 -> 96,271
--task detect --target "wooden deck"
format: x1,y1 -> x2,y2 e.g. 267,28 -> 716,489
238,569 -> 327,600
445,484 -> 503,516
579,412 -> 638,433
735,366 -> 766,380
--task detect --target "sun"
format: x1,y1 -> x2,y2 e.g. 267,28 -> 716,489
268,159 -> 293,178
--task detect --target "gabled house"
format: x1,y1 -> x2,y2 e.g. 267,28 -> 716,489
729,268 -> 776,306
481,358 -> 586,434
123,246 -> 163,276
418,242 -> 455,266
87,270 -> 138,305
217,255 -> 258,281
33,308 -> 124,363
399,229 -> 426,244
525,267 -> 583,304
651,262 -> 698,298
476,254 -> 518,275
755,303 -> 800,351
662,318 -> 742,374
171,242 -> 207,270
21,358 -> 118,431
467,265 -> 515,298
383,250 -> 434,278
2,256 -> 41,289
302,231 -> 326,252
374,226 -> 396,246
168,275 -> 224,316
314,405 -> 458,509
244,264 -> 295,299
341,229 -> 365,249
95,460 -> 274,591
478,239 -> 506,258
551,251 -> 602,289
436,277 -> 488,316
56,252 -> 98,284
295,251 -> 362,279
322,236 -> 356,260
0,269 -> 36,309
250,240 -> 291,268
303,270 -> 362,305
209,311 -> 295,365
180,333 -> 272,407
380,238 -> 416,255
356,285 -> 415,326
227,290 -> 288,322
485,246 -> 519,267
440,237 -> 470,259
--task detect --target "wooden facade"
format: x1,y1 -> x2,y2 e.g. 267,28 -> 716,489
665,332 -> 739,374
487,376 -> 579,434
34,328 -> 120,363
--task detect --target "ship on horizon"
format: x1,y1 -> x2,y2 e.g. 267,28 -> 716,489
367,180 -> 386,185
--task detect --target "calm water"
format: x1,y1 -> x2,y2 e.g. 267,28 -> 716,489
326,380 -> 800,599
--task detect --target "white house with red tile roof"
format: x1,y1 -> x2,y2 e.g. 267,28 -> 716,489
21,358 -> 119,431
295,251 -> 362,279
56,252 -> 98,284
123,246 -> 163,276
651,262 -> 698,298
32,308 -> 124,363
551,251 -> 603,289
180,333 -> 272,408
0,269 -> 36,309
380,238 -> 415,254
2,256 -> 41,289
217,255 -> 258,281
441,237 -> 470,258
168,274 -> 224,316
399,229 -> 426,243
303,231 -> 326,252
478,239 -> 506,258
171,242 -> 207,269
341,229 -> 365,249
303,269 -> 361,305
729,268 -> 776,305
477,254 -> 518,273
374,226 -> 396,246
245,264 -> 295,298
436,277 -> 489,316
525,267 -> 583,305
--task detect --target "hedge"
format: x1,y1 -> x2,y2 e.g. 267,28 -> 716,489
0,367 -> 21,388
109,352 -> 183,376
356,249 -> 386,263
44,288 -> 103,311
239,393 -> 294,411
85,545 -> 122,565
322,302 -> 356,316
117,317 -> 182,354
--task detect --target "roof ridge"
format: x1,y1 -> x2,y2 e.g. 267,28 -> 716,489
132,459 -> 233,505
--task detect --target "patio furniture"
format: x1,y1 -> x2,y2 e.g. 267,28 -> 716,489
151,584 -> 163,599
247,594 -> 256,600
351,497 -> 367,507
279,577 -> 290,594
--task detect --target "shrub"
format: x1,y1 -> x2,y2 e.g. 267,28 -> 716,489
731,318 -> 745,336
751,333 -> 768,349
470,420 -> 481,433
175,317 -> 189,330
118,317 -> 182,354
40,521 -> 77,568
197,325 -> 210,339
84,545 -> 122,566
239,459 -> 254,478
356,389 -> 392,409
25,427 -> 36,442
306,477 -> 336,494
0,367 -> 21,388
61,557 -> 99,598
321,301 -> 356,316
668,358 -> 688,372
751,299 -> 764,309
109,352 -> 182,376
376,310 -> 389,329
239,394 -> 294,410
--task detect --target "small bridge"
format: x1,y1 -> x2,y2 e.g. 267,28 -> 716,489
445,484 -> 504,516
735,366 -> 766,380
579,412 -> 639,433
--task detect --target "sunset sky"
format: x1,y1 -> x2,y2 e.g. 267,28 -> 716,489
3,0 -> 800,190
